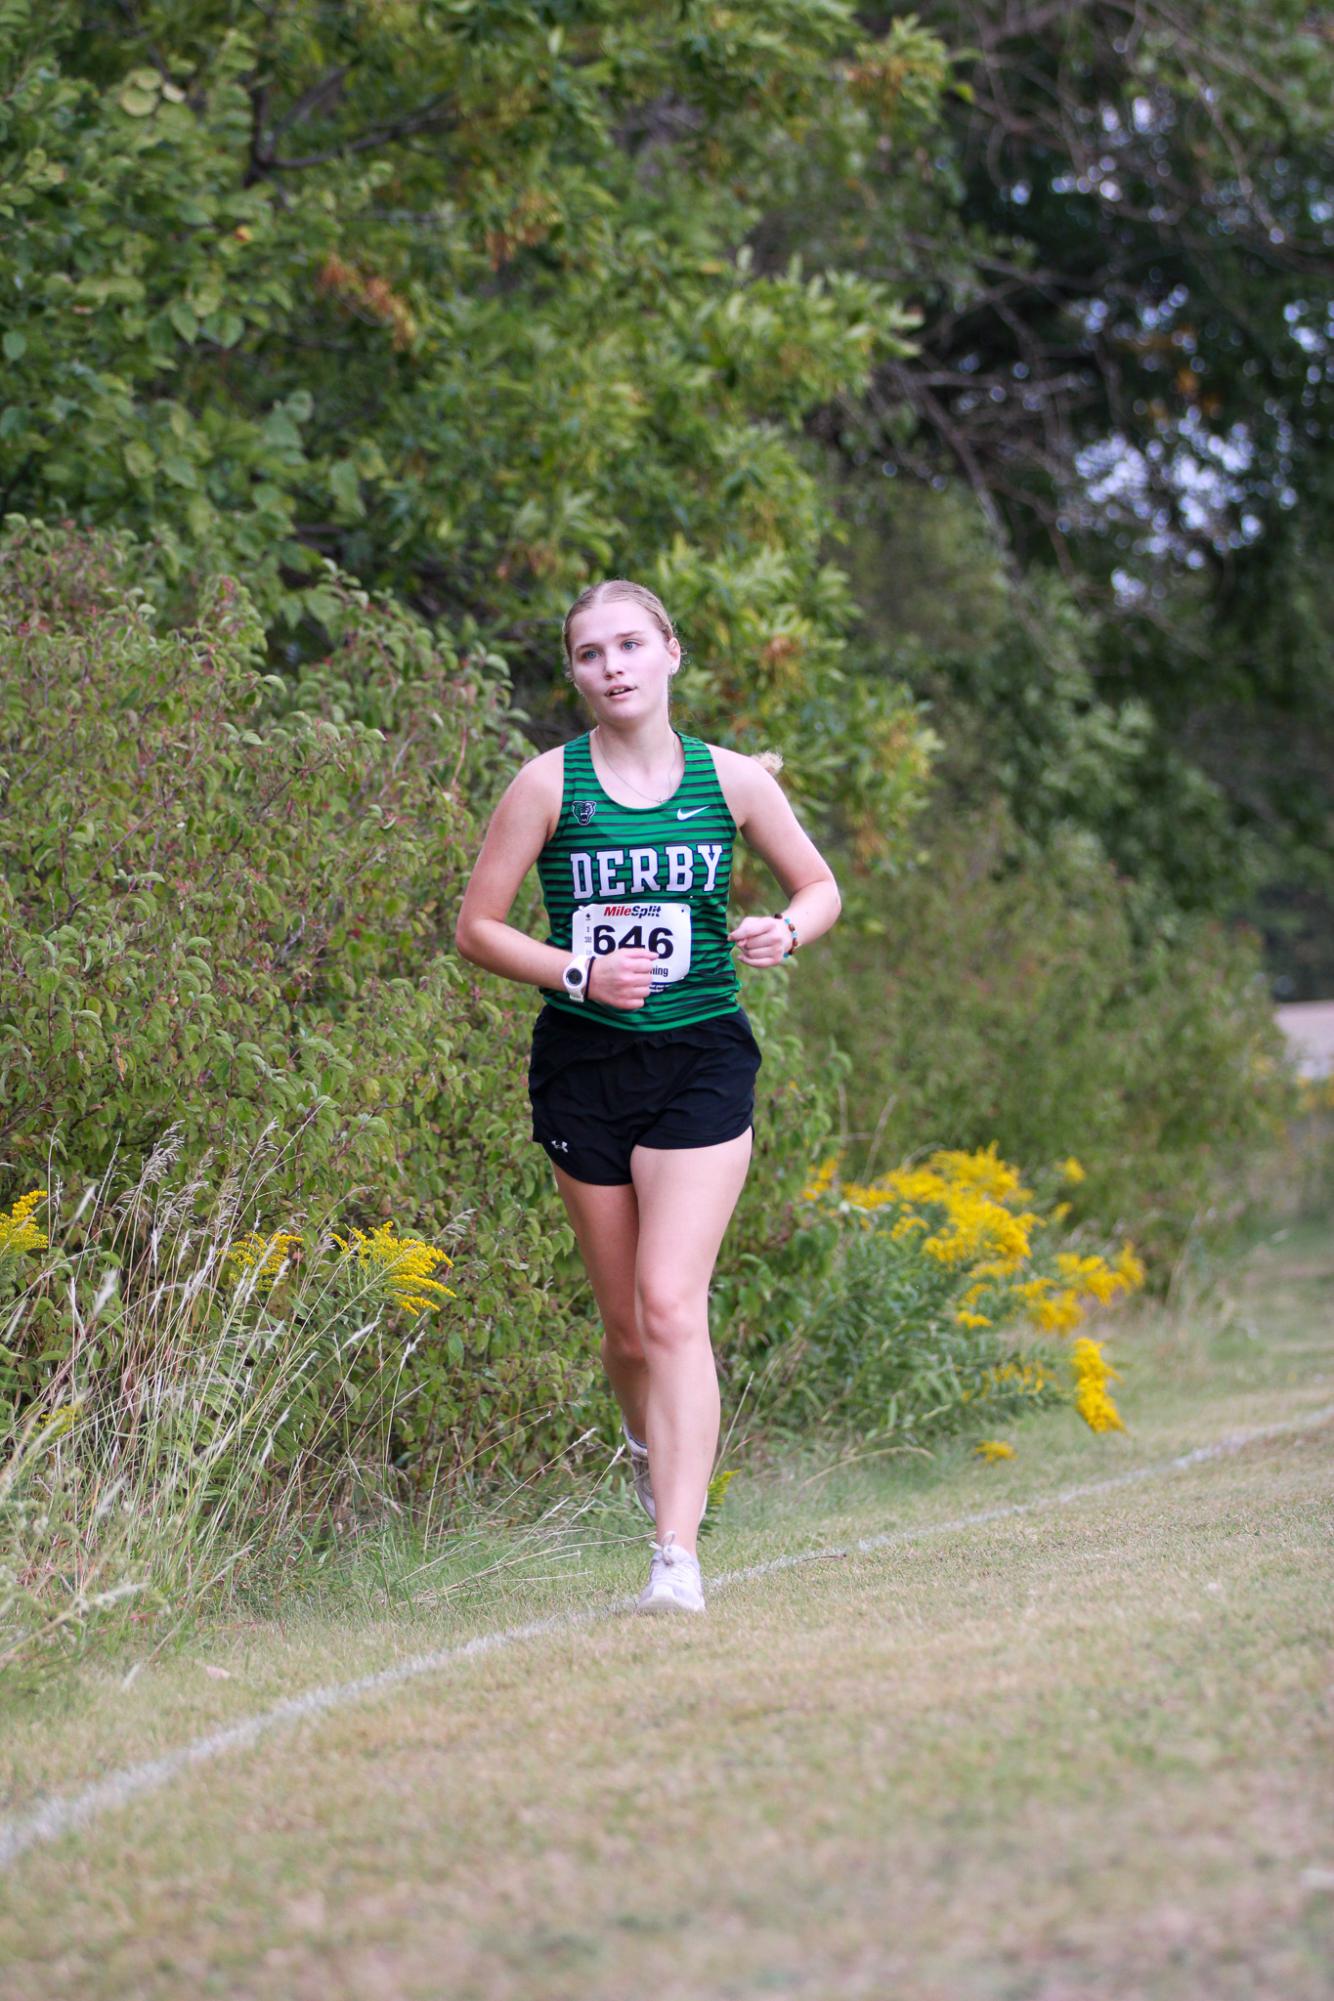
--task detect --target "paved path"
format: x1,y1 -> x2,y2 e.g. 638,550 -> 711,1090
1277,1000 -> 1334,1077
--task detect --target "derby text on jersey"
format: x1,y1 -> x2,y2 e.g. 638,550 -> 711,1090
536,733 -> 740,1030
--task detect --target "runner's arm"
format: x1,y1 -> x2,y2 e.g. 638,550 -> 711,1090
454,758 -> 654,1006
715,750 -> 841,964
454,759 -> 576,991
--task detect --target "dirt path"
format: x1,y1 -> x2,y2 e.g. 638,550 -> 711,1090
1,1227 -> 1331,2000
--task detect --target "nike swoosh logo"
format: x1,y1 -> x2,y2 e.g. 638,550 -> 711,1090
676,806 -> 709,820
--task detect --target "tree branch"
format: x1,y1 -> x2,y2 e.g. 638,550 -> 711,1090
252,95 -> 458,175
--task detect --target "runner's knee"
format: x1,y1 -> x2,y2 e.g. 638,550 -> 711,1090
600,1313 -> 645,1367
636,1280 -> 706,1350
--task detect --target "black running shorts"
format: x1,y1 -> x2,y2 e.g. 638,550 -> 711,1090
527,1006 -> 762,1186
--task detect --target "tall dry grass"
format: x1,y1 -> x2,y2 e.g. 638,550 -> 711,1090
0,1127 -> 594,1674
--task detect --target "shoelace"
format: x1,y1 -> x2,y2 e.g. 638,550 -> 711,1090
650,1532 -> 699,1576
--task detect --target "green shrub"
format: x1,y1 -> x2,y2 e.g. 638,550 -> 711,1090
751,1144 -> 1142,1448
0,519 -> 845,1493
0,520 -> 592,1461
790,808 -> 1292,1266
0,515 -> 509,1202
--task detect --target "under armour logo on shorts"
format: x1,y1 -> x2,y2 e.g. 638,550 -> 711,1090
547,1139 -> 570,1152
572,800 -> 596,826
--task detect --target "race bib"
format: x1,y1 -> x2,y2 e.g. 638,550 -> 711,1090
571,902 -> 692,987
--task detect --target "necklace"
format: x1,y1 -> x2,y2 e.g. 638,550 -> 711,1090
592,727 -> 682,806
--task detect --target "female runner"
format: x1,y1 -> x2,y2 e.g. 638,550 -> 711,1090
455,580 -> 840,1613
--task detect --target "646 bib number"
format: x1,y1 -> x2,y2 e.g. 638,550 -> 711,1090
571,902 -> 692,987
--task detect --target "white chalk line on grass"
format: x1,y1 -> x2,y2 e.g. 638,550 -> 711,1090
2,1401 -> 1331,1875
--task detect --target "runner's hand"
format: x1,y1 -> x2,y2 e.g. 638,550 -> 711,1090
588,948 -> 656,1009
729,915 -> 790,968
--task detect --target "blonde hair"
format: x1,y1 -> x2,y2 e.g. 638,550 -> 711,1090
562,578 -> 677,668
561,582 -> 785,772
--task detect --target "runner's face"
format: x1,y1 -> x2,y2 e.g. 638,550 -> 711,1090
566,602 -> 679,726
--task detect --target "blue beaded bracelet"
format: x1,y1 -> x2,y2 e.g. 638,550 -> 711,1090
775,912 -> 799,959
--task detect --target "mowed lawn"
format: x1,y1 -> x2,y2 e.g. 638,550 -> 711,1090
1,1223 -> 1331,2001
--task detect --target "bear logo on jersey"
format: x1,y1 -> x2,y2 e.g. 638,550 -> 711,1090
572,800 -> 597,826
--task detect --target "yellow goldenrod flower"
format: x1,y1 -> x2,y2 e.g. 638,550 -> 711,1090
869,1165 -> 949,1208
801,1156 -> 838,1201
0,1188 -> 49,1260
1054,1250 -> 1116,1304
922,1193 -> 1037,1273
35,1400 -> 83,1438
1071,1337 -> 1126,1433
1035,1288 -> 1083,1335
833,1147 -> 1141,1396
226,1231 -> 304,1288
975,1439 -> 1015,1463
842,1179 -> 898,1209
333,1222 -> 455,1316
1115,1243 -> 1147,1291
1052,1248 -> 1146,1309
928,1143 -> 1030,1205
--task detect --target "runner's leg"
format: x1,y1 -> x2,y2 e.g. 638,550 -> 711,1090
550,1167 -> 648,1439
631,1130 -> 753,1556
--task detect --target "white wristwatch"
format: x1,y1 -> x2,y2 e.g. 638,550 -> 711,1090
561,952 -> 594,1003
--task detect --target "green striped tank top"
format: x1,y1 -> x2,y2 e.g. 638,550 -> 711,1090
536,731 -> 740,1030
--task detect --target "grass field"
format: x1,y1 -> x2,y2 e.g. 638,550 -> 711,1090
1,1220 -> 1330,2000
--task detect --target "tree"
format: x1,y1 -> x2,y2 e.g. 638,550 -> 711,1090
1,0 -> 946,854
813,1 -> 1333,975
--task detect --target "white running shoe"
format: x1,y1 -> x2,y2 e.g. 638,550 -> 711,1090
622,1421 -> 655,1522
636,1532 -> 705,1615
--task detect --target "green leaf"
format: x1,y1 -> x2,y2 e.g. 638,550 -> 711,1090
212,311 -> 245,349
329,459 -> 364,519
123,440 -> 154,479
3,330 -> 26,361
